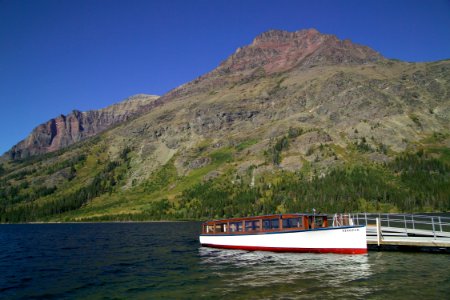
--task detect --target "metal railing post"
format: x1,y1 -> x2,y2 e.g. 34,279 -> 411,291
439,216 -> 442,232
412,215 -> 415,230
365,212 -> 368,226
404,214 -> 408,234
431,217 -> 436,239
387,214 -> 390,227
376,217 -> 381,246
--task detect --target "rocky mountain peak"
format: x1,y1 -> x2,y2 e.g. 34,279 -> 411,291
218,29 -> 382,75
162,29 -> 383,101
251,28 -> 321,47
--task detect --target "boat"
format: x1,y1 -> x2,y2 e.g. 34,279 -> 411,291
199,213 -> 367,254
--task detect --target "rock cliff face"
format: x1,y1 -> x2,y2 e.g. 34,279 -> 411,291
6,94 -> 159,159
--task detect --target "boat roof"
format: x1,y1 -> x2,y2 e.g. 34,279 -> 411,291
203,213 -> 328,224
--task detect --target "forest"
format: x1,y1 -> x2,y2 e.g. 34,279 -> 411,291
172,150 -> 450,220
0,149 -> 130,223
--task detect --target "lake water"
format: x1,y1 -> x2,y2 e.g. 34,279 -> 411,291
0,222 -> 448,299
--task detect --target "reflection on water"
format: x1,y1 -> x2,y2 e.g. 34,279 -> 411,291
199,248 -> 372,299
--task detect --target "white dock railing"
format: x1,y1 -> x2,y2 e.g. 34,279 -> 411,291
343,213 -> 450,238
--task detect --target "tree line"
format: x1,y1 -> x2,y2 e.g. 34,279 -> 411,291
0,148 -> 131,223
173,150 -> 450,220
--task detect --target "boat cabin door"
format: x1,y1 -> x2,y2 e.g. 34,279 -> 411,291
308,216 -> 326,229
308,216 -> 315,229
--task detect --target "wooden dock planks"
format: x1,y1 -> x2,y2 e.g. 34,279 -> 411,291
367,235 -> 450,248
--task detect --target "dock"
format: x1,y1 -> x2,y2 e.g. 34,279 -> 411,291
334,213 -> 450,253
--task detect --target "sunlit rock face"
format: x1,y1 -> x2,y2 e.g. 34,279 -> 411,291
219,29 -> 382,74
6,94 -> 159,159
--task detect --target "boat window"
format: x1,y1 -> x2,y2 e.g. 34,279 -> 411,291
245,220 -> 260,232
315,217 -> 324,227
263,218 -> 279,230
206,225 -> 214,233
271,219 -> 279,229
283,218 -> 301,228
229,222 -> 243,232
215,223 -> 227,233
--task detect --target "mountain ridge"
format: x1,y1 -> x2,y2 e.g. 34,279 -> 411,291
161,29 -> 383,102
5,94 -> 159,160
4,29 -> 385,160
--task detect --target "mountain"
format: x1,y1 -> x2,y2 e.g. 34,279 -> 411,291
5,94 -> 160,159
0,29 -> 449,223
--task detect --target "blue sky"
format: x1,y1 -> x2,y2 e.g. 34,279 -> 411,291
1,0 -> 449,155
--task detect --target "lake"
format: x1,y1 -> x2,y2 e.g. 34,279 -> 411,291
0,222 -> 448,299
